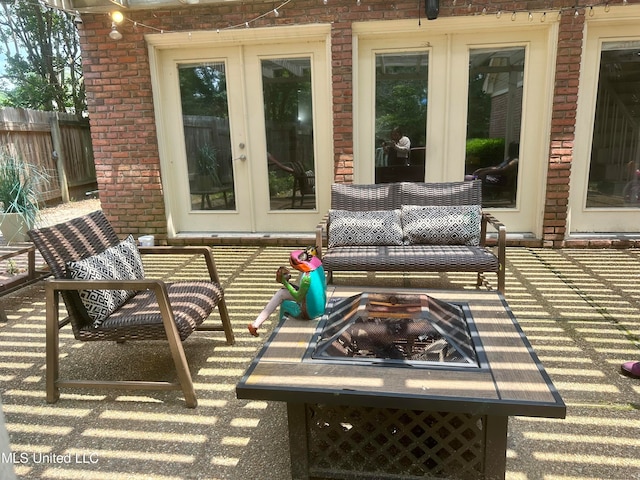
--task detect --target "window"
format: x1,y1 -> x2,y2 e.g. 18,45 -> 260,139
262,58 -> 316,210
465,47 -> 524,208
374,52 -> 428,184
586,41 -> 640,208
178,62 -> 236,211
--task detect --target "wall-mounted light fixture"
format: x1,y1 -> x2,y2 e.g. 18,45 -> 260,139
109,22 -> 123,40
425,0 -> 439,19
109,10 -> 124,40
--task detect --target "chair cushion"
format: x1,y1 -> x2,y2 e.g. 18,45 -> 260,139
328,209 -> 403,248
66,235 -> 145,327
401,205 -> 481,246
80,281 -> 224,342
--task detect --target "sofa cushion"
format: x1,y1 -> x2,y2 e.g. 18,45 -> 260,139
321,245 -> 499,272
67,234 -> 145,327
401,205 -> 481,246
328,209 -> 404,248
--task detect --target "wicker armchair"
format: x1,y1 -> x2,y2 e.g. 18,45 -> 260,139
28,211 -> 234,408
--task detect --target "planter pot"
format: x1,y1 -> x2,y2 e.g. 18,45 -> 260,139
0,213 -> 30,244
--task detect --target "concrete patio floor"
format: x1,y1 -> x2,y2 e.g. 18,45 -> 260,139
0,207 -> 639,479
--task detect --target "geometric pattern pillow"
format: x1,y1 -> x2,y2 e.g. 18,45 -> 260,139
401,205 -> 481,246
328,209 -> 404,248
67,235 -> 145,327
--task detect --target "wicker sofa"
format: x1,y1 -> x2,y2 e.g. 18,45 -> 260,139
315,180 -> 506,292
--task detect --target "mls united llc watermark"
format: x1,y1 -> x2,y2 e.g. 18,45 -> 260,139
2,452 -> 98,465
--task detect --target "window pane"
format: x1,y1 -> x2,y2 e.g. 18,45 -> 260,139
586,41 -> 640,208
179,62 -> 236,211
465,47 -> 524,208
263,58 -> 316,210
374,52 -> 428,184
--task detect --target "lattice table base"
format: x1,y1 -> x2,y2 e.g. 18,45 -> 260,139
287,403 -> 508,480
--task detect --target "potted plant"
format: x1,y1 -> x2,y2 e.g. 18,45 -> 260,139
0,148 -> 49,243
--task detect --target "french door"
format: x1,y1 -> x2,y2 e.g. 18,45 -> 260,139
571,16 -> 640,233
150,26 -> 332,235
354,19 -> 556,234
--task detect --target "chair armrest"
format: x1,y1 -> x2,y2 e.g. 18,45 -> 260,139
481,212 -> 506,285
45,278 -> 175,331
315,214 -> 329,259
46,278 -> 167,291
137,246 -> 223,284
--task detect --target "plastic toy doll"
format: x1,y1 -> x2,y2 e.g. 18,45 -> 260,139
248,247 -> 327,337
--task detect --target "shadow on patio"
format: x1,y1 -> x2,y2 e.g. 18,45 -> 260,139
1,236 -> 640,478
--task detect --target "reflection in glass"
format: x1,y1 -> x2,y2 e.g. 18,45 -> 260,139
262,58 -> 316,210
374,52 -> 428,184
465,47 -> 524,208
586,41 -> 640,208
178,62 -> 235,210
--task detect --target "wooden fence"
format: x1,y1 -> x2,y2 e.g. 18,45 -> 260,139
0,107 -> 96,204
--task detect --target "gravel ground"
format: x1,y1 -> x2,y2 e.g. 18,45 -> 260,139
38,198 -> 102,228
0,203 -> 640,479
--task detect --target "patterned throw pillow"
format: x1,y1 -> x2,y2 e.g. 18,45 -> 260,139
328,209 -> 404,248
401,205 -> 481,246
67,235 -> 145,327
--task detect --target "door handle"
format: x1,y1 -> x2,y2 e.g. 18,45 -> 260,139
235,154 -> 247,161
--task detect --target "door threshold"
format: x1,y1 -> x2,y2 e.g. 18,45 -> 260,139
172,232 -> 316,246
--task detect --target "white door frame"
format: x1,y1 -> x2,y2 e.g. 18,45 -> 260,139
353,17 -> 558,235
570,8 -> 640,233
147,24 -> 332,236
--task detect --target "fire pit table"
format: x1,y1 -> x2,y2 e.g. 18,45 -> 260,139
237,287 -> 566,480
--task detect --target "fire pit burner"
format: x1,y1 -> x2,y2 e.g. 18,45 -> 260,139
309,292 -> 479,367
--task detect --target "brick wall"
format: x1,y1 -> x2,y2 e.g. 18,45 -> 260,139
544,10 -> 584,247
79,15 -> 164,237
78,0 -> 632,246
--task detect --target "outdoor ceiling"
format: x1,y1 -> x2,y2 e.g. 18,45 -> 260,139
44,0 -> 229,13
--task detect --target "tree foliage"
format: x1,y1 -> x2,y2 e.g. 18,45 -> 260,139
374,55 -> 428,147
0,1 -> 84,114
179,65 -> 228,117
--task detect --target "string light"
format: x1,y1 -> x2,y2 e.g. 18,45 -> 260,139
93,0 -> 630,41
104,0 -> 293,36
465,0 -> 627,22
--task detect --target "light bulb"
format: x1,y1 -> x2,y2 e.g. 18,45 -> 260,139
111,11 -> 124,23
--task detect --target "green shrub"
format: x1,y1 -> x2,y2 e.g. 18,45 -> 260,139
465,138 -> 506,171
269,171 -> 293,198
